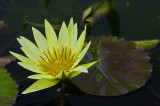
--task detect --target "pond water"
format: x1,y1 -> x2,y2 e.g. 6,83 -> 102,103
1,0 -> 160,106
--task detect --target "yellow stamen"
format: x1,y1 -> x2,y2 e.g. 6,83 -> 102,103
38,46 -> 77,77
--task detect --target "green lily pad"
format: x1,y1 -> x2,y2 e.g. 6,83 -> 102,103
70,36 -> 152,96
0,68 -> 18,106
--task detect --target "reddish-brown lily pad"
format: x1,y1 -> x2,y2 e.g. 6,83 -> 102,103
70,36 -> 152,96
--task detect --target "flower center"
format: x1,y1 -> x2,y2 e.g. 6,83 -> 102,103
38,46 -> 77,77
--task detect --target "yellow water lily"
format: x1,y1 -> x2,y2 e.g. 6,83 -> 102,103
10,18 -> 98,94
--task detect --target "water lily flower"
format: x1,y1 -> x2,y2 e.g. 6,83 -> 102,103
10,18 -> 98,94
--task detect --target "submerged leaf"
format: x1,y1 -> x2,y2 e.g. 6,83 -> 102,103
0,68 -> 18,106
44,0 -> 51,9
0,21 -> 12,37
23,18 -> 61,30
70,36 -> 152,96
0,21 -> 5,29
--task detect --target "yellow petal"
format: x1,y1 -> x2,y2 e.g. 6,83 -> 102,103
69,23 -> 77,48
57,70 -> 69,79
68,17 -> 74,34
45,19 -> 60,51
70,66 -> 88,73
72,41 -> 91,68
22,79 -> 60,94
17,38 -> 24,46
20,36 -> 48,61
20,36 -> 40,54
28,74 -> 56,79
73,26 -> 86,54
68,71 -> 81,78
69,60 -> 100,78
21,47 -> 39,62
17,37 -> 47,61
18,62 -> 42,73
58,22 -> 69,46
80,59 -> 100,69
10,51 -> 35,64
32,27 -> 48,52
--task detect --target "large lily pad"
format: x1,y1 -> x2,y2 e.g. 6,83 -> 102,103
70,36 -> 152,96
0,68 -> 18,106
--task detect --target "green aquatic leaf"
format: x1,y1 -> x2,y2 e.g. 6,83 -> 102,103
132,39 -> 159,51
70,36 -> 152,96
82,2 -> 110,27
23,18 -> 61,30
126,1 -> 130,8
0,68 -> 18,106
82,0 -> 120,36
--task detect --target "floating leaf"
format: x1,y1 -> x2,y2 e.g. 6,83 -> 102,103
70,36 -> 152,96
0,68 -> 18,106
132,39 -> 159,51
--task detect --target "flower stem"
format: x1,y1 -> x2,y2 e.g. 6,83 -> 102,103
59,83 -> 66,106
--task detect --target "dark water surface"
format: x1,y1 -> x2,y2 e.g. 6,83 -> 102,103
1,0 -> 160,106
